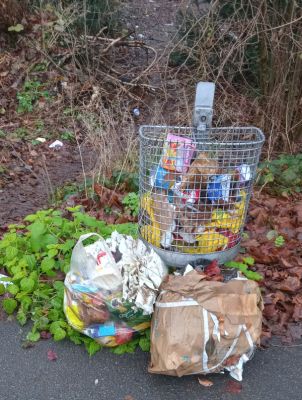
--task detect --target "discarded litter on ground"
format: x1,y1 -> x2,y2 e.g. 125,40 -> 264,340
49,139 -> 64,149
148,269 -> 263,381
64,232 -> 167,347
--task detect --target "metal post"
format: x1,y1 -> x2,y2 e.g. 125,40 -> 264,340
193,82 -> 215,140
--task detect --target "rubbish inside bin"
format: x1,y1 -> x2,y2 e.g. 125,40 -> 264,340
179,152 -> 219,190
150,166 -> 178,191
236,164 -> 251,186
206,191 -> 247,234
161,134 -> 195,173
207,174 -> 232,203
148,269 -> 263,380
64,232 -> 167,347
140,136 -> 253,257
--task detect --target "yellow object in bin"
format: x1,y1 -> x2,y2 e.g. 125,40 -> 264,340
177,230 -> 228,254
196,230 -> 228,253
207,191 -> 246,234
140,194 -> 161,247
141,225 -> 161,247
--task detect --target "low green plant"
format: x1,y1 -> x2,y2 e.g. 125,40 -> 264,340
224,257 -> 263,281
274,235 -> 285,248
0,207 -> 142,355
122,192 -> 139,217
17,80 -> 50,114
257,154 -> 302,194
111,170 -> 139,192
60,130 -> 74,141
13,127 -> 29,139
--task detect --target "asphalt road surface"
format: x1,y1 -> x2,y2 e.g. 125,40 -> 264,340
1,320 -> 302,400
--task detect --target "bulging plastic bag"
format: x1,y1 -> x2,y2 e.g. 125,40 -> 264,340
64,232 -> 167,347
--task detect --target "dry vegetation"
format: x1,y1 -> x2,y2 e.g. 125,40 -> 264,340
1,0 -> 301,182
166,0 -> 302,156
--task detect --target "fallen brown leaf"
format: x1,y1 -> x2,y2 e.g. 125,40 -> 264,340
94,183 -> 123,209
47,349 -> 57,361
198,378 -> 213,387
225,380 -> 242,394
275,276 -> 300,293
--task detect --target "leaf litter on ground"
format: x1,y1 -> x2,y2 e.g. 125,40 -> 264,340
198,378 -> 214,387
242,192 -> 302,345
47,349 -> 58,361
224,380 -> 242,394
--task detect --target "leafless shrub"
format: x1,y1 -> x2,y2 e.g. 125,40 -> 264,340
17,1 -> 160,179
166,0 -> 302,156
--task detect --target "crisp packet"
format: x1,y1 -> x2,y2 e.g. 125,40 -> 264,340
161,134 -> 195,173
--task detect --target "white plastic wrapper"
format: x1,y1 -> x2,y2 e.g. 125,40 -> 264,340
106,231 -> 168,314
0,274 -> 12,287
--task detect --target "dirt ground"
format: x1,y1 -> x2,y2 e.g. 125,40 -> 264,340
0,140 -> 96,226
0,0 -> 187,227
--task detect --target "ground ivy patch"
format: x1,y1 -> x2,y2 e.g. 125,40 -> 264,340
0,207 -> 146,355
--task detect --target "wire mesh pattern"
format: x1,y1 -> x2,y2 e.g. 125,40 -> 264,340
138,125 -> 264,265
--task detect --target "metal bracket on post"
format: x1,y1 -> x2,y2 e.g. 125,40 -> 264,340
193,82 -> 215,138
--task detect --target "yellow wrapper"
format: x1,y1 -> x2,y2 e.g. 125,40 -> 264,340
140,194 -> 161,247
206,191 -> 247,233
65,304 -> 85,331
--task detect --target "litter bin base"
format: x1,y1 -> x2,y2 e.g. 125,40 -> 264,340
140,237 -> 240,268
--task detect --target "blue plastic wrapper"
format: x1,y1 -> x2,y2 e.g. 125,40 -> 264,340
207,175 -> 231,202
150,166 -> 175,191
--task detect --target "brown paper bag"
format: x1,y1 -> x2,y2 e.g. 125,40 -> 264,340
149,270 -> 263,379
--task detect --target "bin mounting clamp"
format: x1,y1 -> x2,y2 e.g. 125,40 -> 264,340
193,82 -> 215,133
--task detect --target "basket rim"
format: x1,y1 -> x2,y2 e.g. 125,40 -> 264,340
139,125 -> 265,146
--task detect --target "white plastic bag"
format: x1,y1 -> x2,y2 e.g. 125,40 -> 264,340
64,232 -> 167,347
69,233 -> 122,291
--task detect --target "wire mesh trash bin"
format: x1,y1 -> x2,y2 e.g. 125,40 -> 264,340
138,82 -> 264,267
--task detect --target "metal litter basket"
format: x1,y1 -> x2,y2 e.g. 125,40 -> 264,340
138,82 -> 264,267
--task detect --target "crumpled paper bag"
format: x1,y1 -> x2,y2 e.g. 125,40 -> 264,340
149,270 -> 263,381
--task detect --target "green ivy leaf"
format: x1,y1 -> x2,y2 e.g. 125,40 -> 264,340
34,316 -> 49,330
53,327 -> 66,341
242,257 -> 254,266
12,271 -> 27,281
28,221 -> 46,251
20,277 -> 35,292
26,331 -> 40,342
17,309 -> 27,326
50,296 -> 63,310
68,330 -> 83,345
19,295 -> 32,311
48,249 -> 58,258
0,284 -> 5,295
24,254 -> 36,270
47,309 -> 59,321
139,336 -> 150,352
111,338 -> 139,355
41,257 -> 55,273
275,235 -> 285,247
5,246 -> 18,260
85,340 -> 102,356
7,283 -> 19,295
53,281 -> 64,293
2,298 -> 18,314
